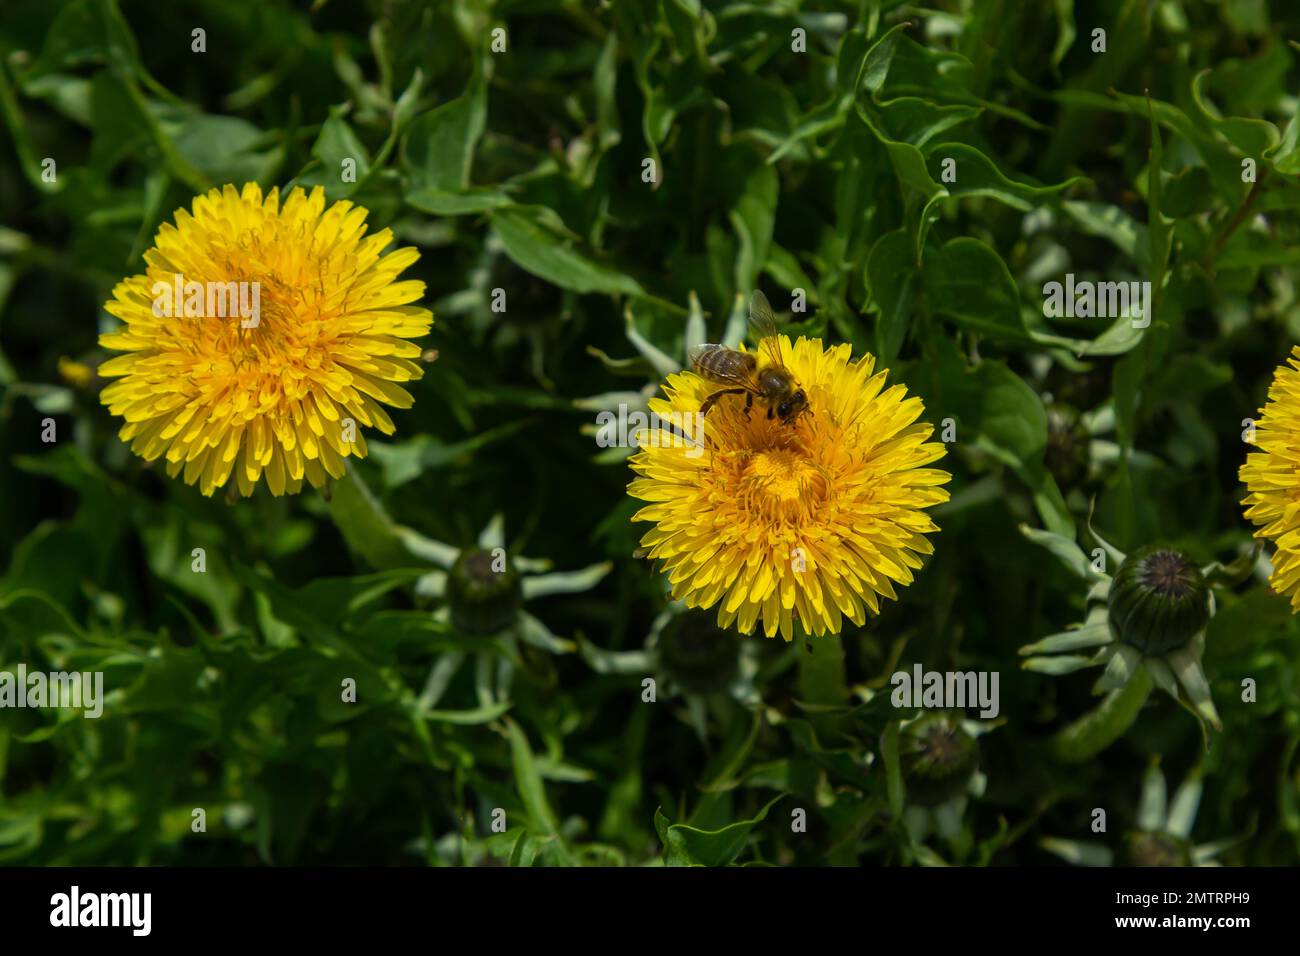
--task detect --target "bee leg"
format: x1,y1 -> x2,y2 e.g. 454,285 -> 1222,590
743,393 -> 753,420
766,405 -> 774,420
700,387 -> 746,418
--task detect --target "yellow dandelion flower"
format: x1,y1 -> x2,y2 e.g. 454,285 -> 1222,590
628,335 -> 950,639
1240,344 -> 1300,609
98,183 -> 432,497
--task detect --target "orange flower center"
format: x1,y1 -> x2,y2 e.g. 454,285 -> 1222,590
719,444 -> 831,523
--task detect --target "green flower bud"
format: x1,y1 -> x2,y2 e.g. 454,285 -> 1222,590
656,610 -> 740,694
447,547 -> 522,636
900,712 -> 980,807
1044,403 -> 1090,489
1124,831 -> 1194,867
1108,546 -> 1209,655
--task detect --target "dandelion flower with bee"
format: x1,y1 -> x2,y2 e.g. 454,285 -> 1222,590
98,183 -> 432,497
628,291 -> 951,639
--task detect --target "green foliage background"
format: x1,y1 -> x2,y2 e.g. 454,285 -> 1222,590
1,0 -> 1299,865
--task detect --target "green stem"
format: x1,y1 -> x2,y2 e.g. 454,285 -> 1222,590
116,68 -> 212,195
0,61 -> 59,194
327,464 -> 411,570
798,632 -> 849,739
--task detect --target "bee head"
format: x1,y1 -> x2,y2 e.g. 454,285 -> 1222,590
778,389 -> 808,424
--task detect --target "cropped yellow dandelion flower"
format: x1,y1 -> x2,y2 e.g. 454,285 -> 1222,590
1240,345 -> 1300,609
629,335 -> 950,639
98,183 -> 432,497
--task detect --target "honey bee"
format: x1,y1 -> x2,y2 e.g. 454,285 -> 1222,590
688,290 -> 809,424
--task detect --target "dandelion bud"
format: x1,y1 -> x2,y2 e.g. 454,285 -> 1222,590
1044,403 -> 1089,489
900,712 -> 980,807
447,548 -> 522,636
1107,546 -> 1209,655
1124,831 -> 1193,867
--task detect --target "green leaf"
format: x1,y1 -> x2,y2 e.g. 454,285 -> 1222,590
404,80 -> 486,191
768,23 -> 907,164
654,794 -> 783,867
425,701 -> 512,725
505,718 -> 571,863
922,238 -> 1027,341
1266,109 -> 1300,174
726,150 -> 778,294
491,207 -> 644,297
1145,97 -> 1173,311
405,186 -> 511,216
310,110 -> 370,194
1050,666 -> 1153,763
1020,524 -> 1091,578
878,98 -> 981,148
26,0 -> 141,79
867,228 -> 917,363
922,339 -> 1071,535
1062,200 -> 1144,263
925,143 -> 1086,210
367,422 -> 527,489
294,569 -> 425,625
161,111 -> 279,186
1188,69 -> 1279,158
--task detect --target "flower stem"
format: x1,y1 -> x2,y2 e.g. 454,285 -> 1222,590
798,632 -> 849,738
327,463 -> 411,569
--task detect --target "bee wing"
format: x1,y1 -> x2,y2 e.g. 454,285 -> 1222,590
687,343 -> 722,369
688,344 -> 758,389
748,290 -> 777,339
748,290 -> 785,367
